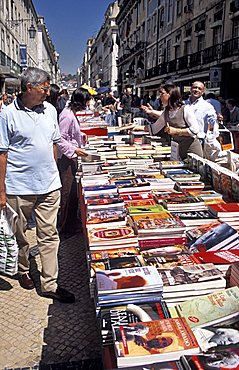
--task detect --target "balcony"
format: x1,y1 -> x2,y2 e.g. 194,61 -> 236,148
0,51 -> 21,74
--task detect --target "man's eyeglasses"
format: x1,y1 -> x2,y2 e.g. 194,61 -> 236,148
39,85 -> 50,92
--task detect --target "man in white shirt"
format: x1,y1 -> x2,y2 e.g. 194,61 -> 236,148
184,81 -> 219,142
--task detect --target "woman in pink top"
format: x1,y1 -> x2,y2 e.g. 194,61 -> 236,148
57,89 -> 88,236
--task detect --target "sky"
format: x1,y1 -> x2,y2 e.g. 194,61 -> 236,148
33,0 -> 113,75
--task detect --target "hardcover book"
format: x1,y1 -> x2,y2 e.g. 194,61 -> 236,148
88,247 -> 140,260
193,250 -> 239,265
112,318 -> 199,367
208,203 -> 239,217
142,253 -> 200,270
169,287 -> 239,329
127,205 -> 166,214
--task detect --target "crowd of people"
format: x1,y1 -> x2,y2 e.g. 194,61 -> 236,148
0,66 -> 239,305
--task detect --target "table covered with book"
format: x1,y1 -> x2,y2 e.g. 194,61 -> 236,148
76,137 -> 239,369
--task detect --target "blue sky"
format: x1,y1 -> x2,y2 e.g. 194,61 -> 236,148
33,0 -> 113,75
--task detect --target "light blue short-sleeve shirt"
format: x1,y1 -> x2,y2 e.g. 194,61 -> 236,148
0,98 -> 62,195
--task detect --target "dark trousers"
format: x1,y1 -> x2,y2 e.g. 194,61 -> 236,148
57,155 -> 80,234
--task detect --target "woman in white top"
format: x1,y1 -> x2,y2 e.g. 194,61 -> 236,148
141,84 -> 203,160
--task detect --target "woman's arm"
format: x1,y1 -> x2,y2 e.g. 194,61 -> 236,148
165,106 -> 199,137
141,104 -> 163,119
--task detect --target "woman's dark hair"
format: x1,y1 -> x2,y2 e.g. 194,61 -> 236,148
46,83 -> 60,109
160,84 -> 183,110
69,88 -> 90,112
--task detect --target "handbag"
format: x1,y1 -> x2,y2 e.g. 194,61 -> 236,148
0,206 -> 18,276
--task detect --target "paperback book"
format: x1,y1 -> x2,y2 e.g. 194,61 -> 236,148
100,299 -> 171,345
112,317 -> 199,367
87,225 -> 138,248
181,346 -> 239,370
193,315 -> 239,352
169,286 -> 239,329
131,213 -> 186,235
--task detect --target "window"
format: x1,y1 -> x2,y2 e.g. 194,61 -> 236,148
168,0 -> 173,23
186,27 -> 192,37
153,13 -> 157,34
1,28 -> 5,53
175,45 -> 180,59
166,39 -> 171,61
184,40 -> 191,54
233,18 -> 239,38
176,0 -> 182,16
160,8 -> 164,28
198,34 -> 205,51
213,27 -> 222,45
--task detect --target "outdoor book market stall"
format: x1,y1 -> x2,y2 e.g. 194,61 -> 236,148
76,131 -> 239,369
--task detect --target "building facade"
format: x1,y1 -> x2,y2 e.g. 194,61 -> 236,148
82,0 -> 239,100
0,0 -> 60,93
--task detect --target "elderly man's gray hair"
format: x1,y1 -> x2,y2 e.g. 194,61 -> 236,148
21,67 -> 50,92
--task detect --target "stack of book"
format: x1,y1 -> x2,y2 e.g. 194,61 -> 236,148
229,262 -> 239,287
120,192 -> 156,207
95,265 -> 163,308
187,222 -> 239,253
208,202 -> 239,230
154,191 -> 207,212
116,144 -> 137,158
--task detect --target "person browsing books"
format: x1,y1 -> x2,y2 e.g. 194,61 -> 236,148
141,84 -> 203,160
57,88 -> 89,236
0,67 -> 75,303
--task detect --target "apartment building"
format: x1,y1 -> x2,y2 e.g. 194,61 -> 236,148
0,0 -> 59,93
116,0 -> 239,98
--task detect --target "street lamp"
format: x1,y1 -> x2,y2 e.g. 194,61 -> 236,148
6,17 -> 37,39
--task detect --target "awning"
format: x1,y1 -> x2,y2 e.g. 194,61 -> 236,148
4,77 -> 21,87
174,71 -> 209,83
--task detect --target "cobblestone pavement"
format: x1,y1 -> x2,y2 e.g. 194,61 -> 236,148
0,229 -> 103,370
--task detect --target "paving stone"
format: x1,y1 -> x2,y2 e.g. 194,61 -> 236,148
0,231 -> 103,369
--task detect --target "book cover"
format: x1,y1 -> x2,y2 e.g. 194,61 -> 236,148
142,253 -> 200,270
188,222 -> 238,253
193,250 -> 239,265
138,236 -> 187,250
86,208 -> 127,225
131,213 -> 185,234
124,199 -> 156,207
171,210 -> 217,221
158,264 -> 225,292
96,266 -> 162,294
181,346 -> 239,370
100,300 -> 171,345
139,244 -> 190,257
209,203 -> 239,217
128,205 -> 166,214
169,287 -> 239,329
120,192 -> 155,201
89,255 -> 144,272
88,247 -> 140,260
87,225 -> 137,246
112,318 -> 199,367
193,315 -> 239,352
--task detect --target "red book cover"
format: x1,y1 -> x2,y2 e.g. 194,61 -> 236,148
209,202 -> 239,216
193,250 -> 239,264
138,236 -> 187,250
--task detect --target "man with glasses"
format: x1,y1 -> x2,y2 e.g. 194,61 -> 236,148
0,67 -> 75,303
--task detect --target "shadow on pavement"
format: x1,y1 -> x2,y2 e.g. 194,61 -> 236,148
33,233 -> 103,368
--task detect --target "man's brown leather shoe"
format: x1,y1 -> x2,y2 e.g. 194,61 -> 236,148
19,273 -> 35,290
